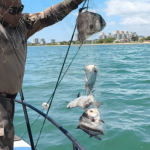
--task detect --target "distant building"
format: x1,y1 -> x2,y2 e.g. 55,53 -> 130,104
138,37 -> 144,40
114,30 -> 119,34
75,33 -> 79,41
107,33 -> 111,38
113,33 -> 117,39
32,38 -> 39,44
117,33 -> 121,40
122,33 -> 126,39
99,30 -> 138,42
51,39 -> 55,43
40,38 -> 45,44
99,32 -> 107,39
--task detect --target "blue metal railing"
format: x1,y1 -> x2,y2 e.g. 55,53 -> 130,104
15,99 -> 86,150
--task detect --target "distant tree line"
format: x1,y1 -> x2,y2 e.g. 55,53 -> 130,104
28,36 -> 150,46
139,36 -> 150,42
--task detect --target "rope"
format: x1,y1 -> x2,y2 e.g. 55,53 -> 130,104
21,0 -> 90,145
87,0 -> 90,10
35,25 -> 78,148
21,46 -> 80,139
35,0 -> 89,147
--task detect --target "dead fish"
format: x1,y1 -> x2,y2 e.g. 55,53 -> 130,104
42,103 -> 49,110
77,108 -> 104,140
67,95 -> 101,110
77,11 -> 106,47
85,65 -> 98,95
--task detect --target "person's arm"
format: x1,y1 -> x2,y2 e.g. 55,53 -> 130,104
24,0 -> 84,39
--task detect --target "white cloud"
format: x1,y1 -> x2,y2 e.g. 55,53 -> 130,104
120,17 -> 150,25
105,0 -> 150,27
105,0 -> 150,17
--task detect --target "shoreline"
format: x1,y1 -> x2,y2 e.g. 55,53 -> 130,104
27,42 -> 150,47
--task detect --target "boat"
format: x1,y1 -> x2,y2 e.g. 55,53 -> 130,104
14,135 -> 31,150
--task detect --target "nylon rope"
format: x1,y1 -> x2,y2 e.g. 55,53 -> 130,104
19,0 -> 89,146
35,0 -> 89,147
21,46 -> 80,138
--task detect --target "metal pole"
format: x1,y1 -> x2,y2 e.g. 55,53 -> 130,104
15,99 -> 86,150
73,144 -> 78,150
20,89 -> 35,150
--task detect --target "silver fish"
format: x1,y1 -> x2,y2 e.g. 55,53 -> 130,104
77,108 -> 104,140
77,11 -> 106,47
67,95 -> 101,110
85,65 -> 98,95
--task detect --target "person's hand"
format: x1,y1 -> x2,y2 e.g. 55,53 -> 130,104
74,0 -> 85,5
64,0 -> 85,5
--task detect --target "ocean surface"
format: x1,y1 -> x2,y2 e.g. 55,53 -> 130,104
14,44 -> 150,150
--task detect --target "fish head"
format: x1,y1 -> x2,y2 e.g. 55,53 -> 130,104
77,11 -> 106,45
94,66 -> 98,73
85,65 -> 98,73
87,108 -> 99,118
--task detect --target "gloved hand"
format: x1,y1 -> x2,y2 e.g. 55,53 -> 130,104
73,0 -> 85,5
63,0 -> 85,10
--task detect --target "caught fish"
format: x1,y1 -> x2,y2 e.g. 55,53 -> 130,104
77,11 -> 106,47
77,108 -> 104,140
42,102 -> 49,110
67,95 -> 101,110
85,65 -> 98,95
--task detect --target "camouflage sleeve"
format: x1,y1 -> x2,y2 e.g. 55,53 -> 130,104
25,0 -> 84,39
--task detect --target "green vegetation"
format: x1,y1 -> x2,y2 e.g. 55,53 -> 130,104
59,41 -> 69,45
28,36 -> 150,46
105,37 -> 115,43
92,37 -> 115,44
146,36 -> 150,40
132,36 -> 139,41
139,36 -> 150,42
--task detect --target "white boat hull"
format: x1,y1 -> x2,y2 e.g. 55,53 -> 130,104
14,135 -> 31,150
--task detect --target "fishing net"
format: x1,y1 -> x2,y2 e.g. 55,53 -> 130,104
0,0 -> 105,148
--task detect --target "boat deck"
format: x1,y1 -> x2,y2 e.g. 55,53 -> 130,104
14,135 -> 31,150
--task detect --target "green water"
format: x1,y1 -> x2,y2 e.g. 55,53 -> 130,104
14,44 -> 150,150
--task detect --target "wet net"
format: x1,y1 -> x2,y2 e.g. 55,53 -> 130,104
0,0 -> 104,148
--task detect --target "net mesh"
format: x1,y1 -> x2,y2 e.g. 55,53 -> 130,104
0,0 -> 24,66
0,0 -> 103,147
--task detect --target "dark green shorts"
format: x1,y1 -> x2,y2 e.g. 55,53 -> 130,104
0,96 -> 14,150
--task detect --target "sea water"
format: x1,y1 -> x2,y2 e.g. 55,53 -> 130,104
14,44 -> 150,150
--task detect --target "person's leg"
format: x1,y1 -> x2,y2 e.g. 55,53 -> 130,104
0,96 -> 14,150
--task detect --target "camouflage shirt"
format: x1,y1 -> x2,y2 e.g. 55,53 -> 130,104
0,0 -> 82,94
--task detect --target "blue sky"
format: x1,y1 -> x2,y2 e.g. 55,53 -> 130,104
22,0 -> 150,43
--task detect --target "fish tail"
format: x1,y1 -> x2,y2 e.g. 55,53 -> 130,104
100,119 -> 105,124
76,126 -> 80,129
93,101 -> 101,108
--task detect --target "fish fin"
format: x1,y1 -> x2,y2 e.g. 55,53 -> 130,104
77,92 -> 80,98
93,101 -> 101,108
95,136 -> 102,140
100,119 -> 105,124
89,135 -> 93,138
100,130 -> 104,135
76,126 -> 80,129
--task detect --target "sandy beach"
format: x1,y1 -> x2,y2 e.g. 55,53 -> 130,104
28,42 -> 150,47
